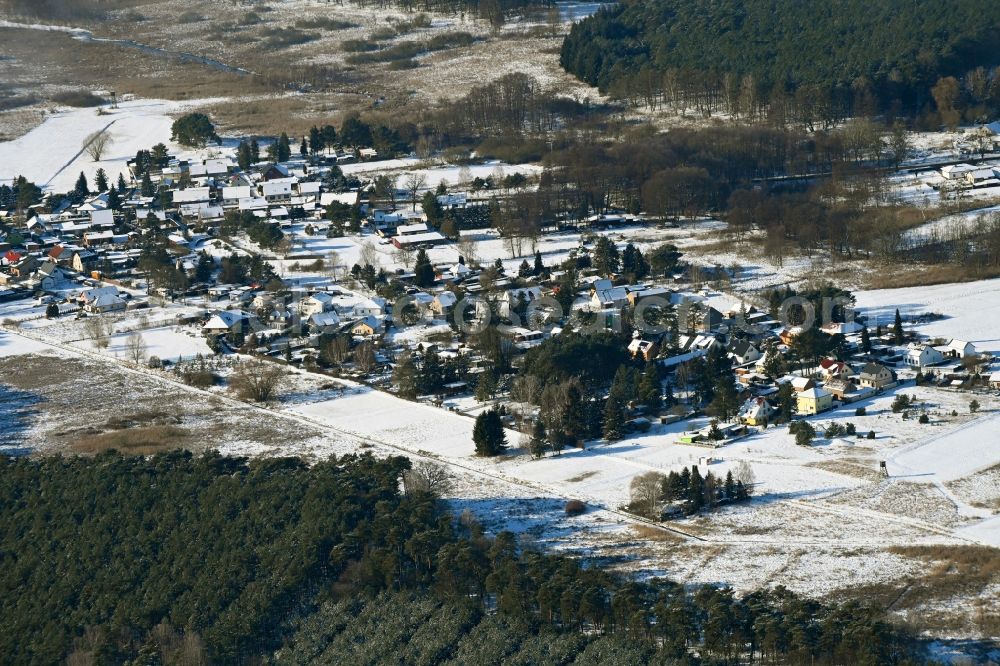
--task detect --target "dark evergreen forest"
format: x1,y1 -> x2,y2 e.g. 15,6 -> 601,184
561,0 -> 1000,123
0,451 -> 921,665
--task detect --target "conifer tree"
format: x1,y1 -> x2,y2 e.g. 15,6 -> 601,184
140,171 -> 154,197
473,409 -> 507,456
529,419 -> 548,459
561,384 -> 587,445
639,365 -> 662,411
277,133 -> 292,162
603,398 -> 625,441
74,171 -> 89,198
237,140 -> 252,171
414,248 -> 435,287
94,168 -> 108,192
687,466 -> 705,511
106,187 -> 121,211
724,470 -> 736,500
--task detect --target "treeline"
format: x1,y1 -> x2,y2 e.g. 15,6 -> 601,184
561,0 -> 1000,124
0,452 -> 921,665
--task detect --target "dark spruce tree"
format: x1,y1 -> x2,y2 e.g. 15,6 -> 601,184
473,409 -> 507,456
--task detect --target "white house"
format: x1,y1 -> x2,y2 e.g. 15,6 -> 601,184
299,293 -> 335,317
202,310 -> 254,335
352,297 -> 386,318
940,163 -> 977,180
738,397 -> 774,426
944,339 -> 977,359
904,343 -> 945,368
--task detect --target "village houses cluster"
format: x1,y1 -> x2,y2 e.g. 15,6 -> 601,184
1,140 -> 997,453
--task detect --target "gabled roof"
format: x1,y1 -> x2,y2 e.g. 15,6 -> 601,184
860,362 -> 890,376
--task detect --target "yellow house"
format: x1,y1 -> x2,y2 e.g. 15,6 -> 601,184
797,387 -> 833,415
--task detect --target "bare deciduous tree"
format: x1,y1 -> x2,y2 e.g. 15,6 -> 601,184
510,374 -> 542,404
734,460 -> 756,490
84,315 -> 113,349
393,244 -> 415,269
83,131 -> 113,161
629,471 -> 666,518
359,240 -> 380,269
323,336 -> 351,365
456,234 -> 479,266
354,341 -> 376,373
325,251 -> 341,279
126,332 -> 147,365
403,461 -> 451,496
404,172 -> 427,210
230,359 -> 285,402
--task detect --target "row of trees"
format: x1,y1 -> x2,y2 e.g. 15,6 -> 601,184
629,463 -> 755,519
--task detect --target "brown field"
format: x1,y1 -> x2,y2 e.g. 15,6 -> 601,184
0,353 -> 329,456
0,0 -> 590,137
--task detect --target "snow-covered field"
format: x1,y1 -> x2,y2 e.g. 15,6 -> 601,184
857,277 -> 1000,354
0,97 -> 234,192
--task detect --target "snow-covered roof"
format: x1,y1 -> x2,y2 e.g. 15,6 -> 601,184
172,187 -> 211,204
203,310 -> 250,330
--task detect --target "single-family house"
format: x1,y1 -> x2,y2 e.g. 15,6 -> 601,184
202,310 -> 255,336
940,163 -> 977,181
904,343 -> 945,368
790,377 -> 815,393
738,397 -> 774,426
628,336 -> 659,362
73,250 -> 98,273
430,291 -> 458,316
79,286 -> 127,313
172,187 -> 211,204
729,339 -> 761,365
352,297 -> 386,318
797,386 -> 833,415
823,377 -> 855,400
500,287 -> 543,317
819,358 -> 852,380
858,362 -> 896,390
350,316 -> 381,337
299,292 -> 335,317
989,371 -> 1000,390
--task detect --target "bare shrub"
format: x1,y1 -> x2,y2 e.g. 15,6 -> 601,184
230,359 -> 285,402
83,316 -> 112,349
74,425 -> 188,455
564,499 -> 586,516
